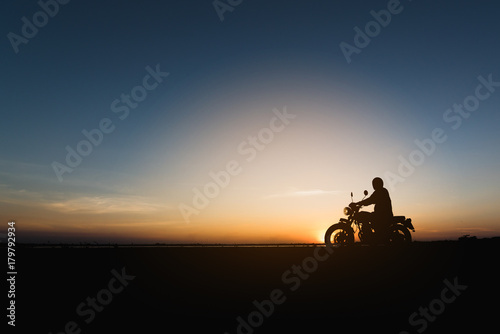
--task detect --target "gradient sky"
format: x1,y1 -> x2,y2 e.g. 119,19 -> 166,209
1,0 -> 499,243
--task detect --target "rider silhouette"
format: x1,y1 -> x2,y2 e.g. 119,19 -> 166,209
356,177 -> 393,233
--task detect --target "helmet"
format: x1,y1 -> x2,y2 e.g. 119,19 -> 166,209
372,177 -> 384,190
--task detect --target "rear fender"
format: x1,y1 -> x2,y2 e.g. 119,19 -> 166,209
403,218 -> 415,231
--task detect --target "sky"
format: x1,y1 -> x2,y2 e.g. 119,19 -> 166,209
1,0 -> 499,243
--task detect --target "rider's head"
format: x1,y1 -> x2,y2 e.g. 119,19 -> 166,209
372,177 -> 384,190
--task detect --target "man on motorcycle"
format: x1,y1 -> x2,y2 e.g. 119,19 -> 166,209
356,177 -> 393,233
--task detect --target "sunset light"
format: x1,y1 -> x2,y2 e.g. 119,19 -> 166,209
2,1 -> 499,245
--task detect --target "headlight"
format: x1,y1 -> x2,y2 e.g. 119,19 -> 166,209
343,207 -> 352,216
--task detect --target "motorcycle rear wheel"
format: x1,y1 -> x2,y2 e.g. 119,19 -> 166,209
324,223 -> 354,247
387,225 -> 412,243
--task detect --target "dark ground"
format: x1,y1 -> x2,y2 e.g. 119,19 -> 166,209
7,238 -> 500,333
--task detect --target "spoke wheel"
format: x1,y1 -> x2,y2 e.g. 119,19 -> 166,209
324,224 -> 354,247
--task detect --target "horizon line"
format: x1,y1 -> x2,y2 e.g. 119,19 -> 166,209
8,236 -> 500,248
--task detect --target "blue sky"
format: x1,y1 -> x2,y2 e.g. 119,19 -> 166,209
1,0 -> 499,242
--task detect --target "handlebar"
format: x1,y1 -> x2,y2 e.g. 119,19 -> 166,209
349,202 -> 362,209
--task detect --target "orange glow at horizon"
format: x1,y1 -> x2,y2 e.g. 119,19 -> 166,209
2,78 -> 499,244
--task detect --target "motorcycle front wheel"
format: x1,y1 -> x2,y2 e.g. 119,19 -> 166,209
387,225 -> 412,243
324,223 -> 354,247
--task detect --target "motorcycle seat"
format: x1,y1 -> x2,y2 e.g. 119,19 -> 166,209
392,216 -> 406,223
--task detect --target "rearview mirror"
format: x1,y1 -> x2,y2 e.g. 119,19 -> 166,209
364,190 -> 368,196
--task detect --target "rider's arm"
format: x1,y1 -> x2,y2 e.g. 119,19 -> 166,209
358,191 -> 377,206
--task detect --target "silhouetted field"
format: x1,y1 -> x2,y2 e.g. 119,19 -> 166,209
13,238 -> 499,333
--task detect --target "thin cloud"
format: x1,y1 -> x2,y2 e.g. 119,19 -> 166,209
0,185 -> 172,215
456,227 -> 499,233
43,195 -> 171,214
263,189 -> 343,199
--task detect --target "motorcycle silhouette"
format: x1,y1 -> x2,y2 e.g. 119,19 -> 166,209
324,190 -> 415,246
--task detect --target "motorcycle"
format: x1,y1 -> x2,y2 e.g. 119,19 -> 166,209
324,190 -> 415,246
